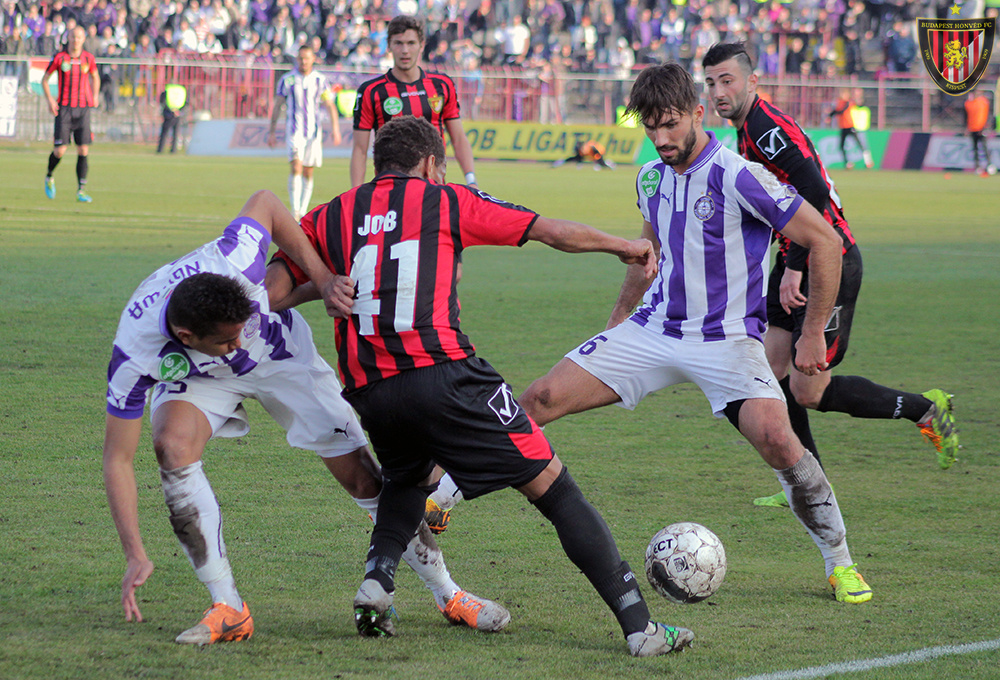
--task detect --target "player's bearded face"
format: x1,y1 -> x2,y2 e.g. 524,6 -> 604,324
654,119 -> 698,167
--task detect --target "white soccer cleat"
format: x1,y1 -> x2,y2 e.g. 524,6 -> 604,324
626,620 -> 694,657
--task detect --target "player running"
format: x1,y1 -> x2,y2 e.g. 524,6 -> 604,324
701,43 -> 958,510
103,190 -> 508,644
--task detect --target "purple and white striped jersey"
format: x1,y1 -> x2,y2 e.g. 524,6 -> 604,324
106,218 -> 295,419
276,69 -> 331,140
631,131 -> 803,343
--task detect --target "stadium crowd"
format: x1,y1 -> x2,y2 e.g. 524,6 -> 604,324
1,0 -> 969,82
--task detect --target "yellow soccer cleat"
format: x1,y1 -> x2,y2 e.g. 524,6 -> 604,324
829,564 -> 872,604
918,389 -> 959,470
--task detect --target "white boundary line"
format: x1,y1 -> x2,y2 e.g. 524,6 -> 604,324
732,638 -> 1000,680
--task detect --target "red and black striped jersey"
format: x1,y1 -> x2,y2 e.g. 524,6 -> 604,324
279,172 -> 538,391
45,50 -> 97,108
353,68 -> 461,141
738,95 -> 855,270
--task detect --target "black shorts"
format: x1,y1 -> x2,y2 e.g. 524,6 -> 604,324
54,106 -> 93,146
344,356 -> 553,499
766,244 -> 862,370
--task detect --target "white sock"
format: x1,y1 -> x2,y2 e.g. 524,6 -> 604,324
288,173 -> 303,217
428,473 -> 463,511
775,451 -> 853,577
300,177 -> 314,215
160,461 -> 242,608
353,493 -> 380,521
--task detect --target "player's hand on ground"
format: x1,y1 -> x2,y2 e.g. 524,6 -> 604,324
793,331 -> 828,376
121,556 -> 154,622
319,275 -> 356,318
619,238 -> 659,278
779,268 -> 807,313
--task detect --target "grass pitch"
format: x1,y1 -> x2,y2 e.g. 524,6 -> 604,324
1,144 -> 999,680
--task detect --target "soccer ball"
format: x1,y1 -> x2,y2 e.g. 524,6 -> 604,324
644,522 -> 727,604
987,164 -> 997,176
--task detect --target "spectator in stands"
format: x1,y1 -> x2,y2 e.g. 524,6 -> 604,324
501,14 -> 530,65
886,20 -> 916,73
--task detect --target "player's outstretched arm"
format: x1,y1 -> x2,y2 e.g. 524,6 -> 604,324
103,413 -> 154,622
528,216 -> 657,274
779,201 -> 842,376
606,219 -> 660,329
265,260 -> 356,318
350,129 -> 372,186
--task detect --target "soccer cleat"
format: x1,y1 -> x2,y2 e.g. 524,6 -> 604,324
424,498 -> 451,535
44,177 -> 56,199
76,190 -> 92,203
918,389 -> 959,470
175,601 -> 254,645
752,489 -> 789,508
829,564 -> 872,604
353,578 -> 396,637
626,621 -> 695,657
440,590 -> 511,632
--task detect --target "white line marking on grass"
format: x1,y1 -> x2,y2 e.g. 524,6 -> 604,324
732,638 -> 1000,680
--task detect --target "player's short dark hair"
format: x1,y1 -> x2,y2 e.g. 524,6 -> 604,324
626,62 -> 700,125
387,15 -> 424,42
373,115 -> 446,174
166,273 -> 253,338
702,42 -> 755,74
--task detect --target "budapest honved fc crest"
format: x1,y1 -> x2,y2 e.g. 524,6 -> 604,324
917,17 -> 996,95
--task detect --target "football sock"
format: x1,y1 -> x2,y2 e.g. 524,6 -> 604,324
160,461 -> 242,609
428,472 -> 464,511
300,177 -> 314,215
359,492 -> 459,607
817,375 -> 931,422
288,173 -> 303,217
47,152 -> 60,175
531,466 -> 649,636
780,376 -> 821,466
775,451 -> 852,578
364,478 -> 430,594
76,155 -> 88,188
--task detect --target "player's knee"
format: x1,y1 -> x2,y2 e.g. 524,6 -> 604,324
519,379 -> 554,424
790,383 -> 824,410
152,431 -> 204,470
750,425 -> 800,469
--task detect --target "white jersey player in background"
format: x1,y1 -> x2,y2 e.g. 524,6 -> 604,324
519,63 -> 874,605
268,45 -> 342,220
102,189 -> 509,645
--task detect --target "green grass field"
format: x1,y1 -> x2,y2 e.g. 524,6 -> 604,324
1,144 -> 999,680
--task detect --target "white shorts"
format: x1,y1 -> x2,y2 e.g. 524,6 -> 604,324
288,135 -> 323,167
151,310 -> 366,457
565,320 -> 785,418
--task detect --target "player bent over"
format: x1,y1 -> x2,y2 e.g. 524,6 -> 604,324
102,190 -> 508,644
268,115 -> 693,657
519,63 -> 873,605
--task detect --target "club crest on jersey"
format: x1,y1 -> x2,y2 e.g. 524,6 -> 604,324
383,97 -> 403,116
158,353 -> 191,381
640,168 -> 662,197
488,383 -> 521,426
693,194 -> 715,220
756,126 -> 787,160
428,95 -> 444,113
243,312 -> 261,339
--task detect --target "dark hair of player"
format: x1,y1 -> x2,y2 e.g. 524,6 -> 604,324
373,115 -> 446,174
166,273 -> 253,338
702,41 -> 755,74
387,14 -> 424,42
626,62 -> 700,125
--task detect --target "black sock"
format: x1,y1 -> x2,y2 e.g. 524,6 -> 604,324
780,376 -> 821,466
76,155 -> 89,189
47,152 -> 60,175
817,375 -> 931,421
364,478 -> 430,593
532,466 -> 649,636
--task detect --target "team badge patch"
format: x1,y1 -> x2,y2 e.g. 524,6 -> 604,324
640,168 -> 662,197
243,312 -> 261,339
383,96 -> 403,116
487,383 -> 521,426
61,61 -> 71,72
693,194 -> 715,220
158,353 -> 191,381
428,95 -> 444,113
756,126 -> 787,160
917,17 -> 995,95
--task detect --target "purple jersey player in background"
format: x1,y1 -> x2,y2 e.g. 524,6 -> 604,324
520,62 -> 874,605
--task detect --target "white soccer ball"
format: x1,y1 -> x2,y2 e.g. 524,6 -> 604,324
644,522 -> 727,604
987,164 -> 997,176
